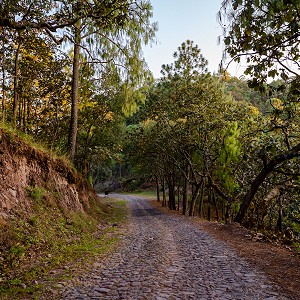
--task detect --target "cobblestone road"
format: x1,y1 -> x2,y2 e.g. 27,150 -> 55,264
62,195 -> 291,300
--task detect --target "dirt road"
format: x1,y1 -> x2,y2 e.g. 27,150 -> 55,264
62,194 -> 291,300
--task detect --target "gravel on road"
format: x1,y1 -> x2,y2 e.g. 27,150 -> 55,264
59,194 -> 292,300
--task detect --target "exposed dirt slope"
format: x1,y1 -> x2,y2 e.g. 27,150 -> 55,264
0,128 -> 92,220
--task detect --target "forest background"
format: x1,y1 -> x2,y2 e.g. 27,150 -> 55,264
0,0 -> 300,242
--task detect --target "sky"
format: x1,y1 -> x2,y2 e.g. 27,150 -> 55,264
142,0 -> 245,79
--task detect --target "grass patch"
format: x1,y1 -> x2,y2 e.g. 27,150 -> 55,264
0,196 -> 128,300
125,189 -> 157,199
0,123 -> 73,170
25,186 -> 46,203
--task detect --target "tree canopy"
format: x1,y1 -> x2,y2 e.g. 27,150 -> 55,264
218,0 -> 300,89
0,0 -> 157,162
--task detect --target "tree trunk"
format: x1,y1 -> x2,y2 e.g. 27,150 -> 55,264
224,202 -> 231,224
68,24 -> 81,162
234,165 -> 273,223
211,189 -> 219,221
22,97 -> 26,132
155,175 -> 160,202
1,32 -> 5,123
235,142 -> 300,223
12,43 -> 20,128
1,66 -> 4,122
167,172 -> 176,210
198,179 -> 204,217
189,183 -> 200,217
162,176 -> 166,207
208,205 -> 211,221
177,184 -> 180,211
277,190 -> 283,232
182,164 -> 188,215
207,188 -> 212,221
168,182 -> 176,210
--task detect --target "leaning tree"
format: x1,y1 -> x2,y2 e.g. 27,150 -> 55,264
218,0 -> 300,223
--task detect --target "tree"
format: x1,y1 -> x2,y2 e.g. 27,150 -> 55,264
218,0 -> 300,88
223,76 -> 270,113
0,1 -> 157,162
65,1 -> 156,161
219,0 -> 300,223
130,41 -> 248,218
0,1 -> 127,37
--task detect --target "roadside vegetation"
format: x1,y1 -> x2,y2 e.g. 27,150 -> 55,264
0,192 -> 128,299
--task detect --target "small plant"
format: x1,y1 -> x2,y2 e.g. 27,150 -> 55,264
26,186 -> 46,202
8,245 -> 26,267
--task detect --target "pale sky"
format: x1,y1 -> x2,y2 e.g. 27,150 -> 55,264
143,0 -> 245,79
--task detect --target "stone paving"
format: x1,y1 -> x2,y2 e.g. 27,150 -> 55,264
60,194 -> 292,300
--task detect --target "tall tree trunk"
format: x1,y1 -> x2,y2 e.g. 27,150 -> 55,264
189,183 -> 201,217
234,165 -> 273,223
277,189 -> 283,232
182,164 -> 188,215
1,30 -> 5,123
162,176 -> 166,207
167,172 -> 176,210
198,179 -> 205,217
68,24 -> 81,162
168,181 -> 175,210
207,188 -> 212,221
155,175 -> 160,202
12,43 -> 20,128
176,184 -> 179,210
211,189 -> 219,221
22,97 -> 26,132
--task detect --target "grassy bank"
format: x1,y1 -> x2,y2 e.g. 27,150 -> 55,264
0,196 -> 128,300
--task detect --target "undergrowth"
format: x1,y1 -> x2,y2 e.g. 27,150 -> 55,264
0,123 -> 71,168
0,193 -> 127,300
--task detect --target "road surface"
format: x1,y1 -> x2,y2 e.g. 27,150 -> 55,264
62,194 -> 290,300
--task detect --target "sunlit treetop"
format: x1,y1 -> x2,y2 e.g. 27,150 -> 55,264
161,40 -> 208,82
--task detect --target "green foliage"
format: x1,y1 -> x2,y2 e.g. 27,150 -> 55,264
161,40 -> 208,80
223,76 -> 270,113
25,186 -> 46,202
125,40 -> 252,217
217,0 -> 300,227
73,0 -> 157,117
217,121 -> 241,194
0,0 -> 157,171
219,0 -> 299,89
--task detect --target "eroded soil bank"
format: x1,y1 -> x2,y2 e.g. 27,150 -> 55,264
0,128 -> 121,298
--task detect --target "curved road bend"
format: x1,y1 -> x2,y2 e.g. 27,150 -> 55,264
63,194 -> 291,300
